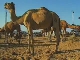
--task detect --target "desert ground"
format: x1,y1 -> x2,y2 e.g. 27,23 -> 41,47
0,34 -> 80,60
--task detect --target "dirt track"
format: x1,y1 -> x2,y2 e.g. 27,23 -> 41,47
0,35 -> 80,60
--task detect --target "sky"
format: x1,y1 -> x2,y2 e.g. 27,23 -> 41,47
0,0 -> 80,32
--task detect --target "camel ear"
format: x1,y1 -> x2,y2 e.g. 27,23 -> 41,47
11,2 -> 14,5
5,2 -> 7,5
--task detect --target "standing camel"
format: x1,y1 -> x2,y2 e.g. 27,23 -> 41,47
41,20 -> 68,37
4,2 -> 60,53
60,20 -> 79,36
0,21 -> 21,43
42,20 -> 79,37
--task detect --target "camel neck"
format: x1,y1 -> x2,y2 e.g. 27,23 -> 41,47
9,9 -> 17,21
68,25 -> 75,29
9,9 -> 24,25
16,16 -> 24,25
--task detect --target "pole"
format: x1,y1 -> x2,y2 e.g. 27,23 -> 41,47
72,11 -> 75,35
72,11 -> 74,24
5,10 -> 7,24
5,9 -> 8,43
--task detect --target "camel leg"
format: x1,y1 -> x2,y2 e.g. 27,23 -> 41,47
9,33 -> 14,43
17,32 -> 21,44
43,32 -> 45,37
63,29 -> 66,37
64,29 -> 66,39
53,31 -> 55,38
16,25 -> 21,44
5,32 -> 8,43
61,30 -> 64,41
48,31 -> 52,41
54,20 -> 60,53
55,28 -> 60,53
62,29 -> 66,42
61,29 -> 64,37
61,28 -> 66,42
45,31 -> 47,36
27,26 -> 34,56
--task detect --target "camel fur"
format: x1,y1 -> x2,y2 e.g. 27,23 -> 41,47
4,2 -> 61,53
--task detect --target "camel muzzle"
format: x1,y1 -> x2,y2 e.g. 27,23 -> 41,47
4,2 -> 8,9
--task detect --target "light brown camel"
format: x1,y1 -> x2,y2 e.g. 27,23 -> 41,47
4,2 -> 61,53
61,20 -> 79,35
0,21 -> 21,42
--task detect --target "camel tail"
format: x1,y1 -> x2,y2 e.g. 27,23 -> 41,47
58,16 -> 61,36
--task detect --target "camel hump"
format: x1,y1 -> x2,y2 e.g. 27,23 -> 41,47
38,7 -> 50,13
24,7 -> 52,24
39,7 -> 49,11
31,7 -> 52,24
22,7 -> 50,17
27,7 -> 49,13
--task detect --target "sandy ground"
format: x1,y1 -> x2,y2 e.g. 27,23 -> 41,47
0,35 -> 80,60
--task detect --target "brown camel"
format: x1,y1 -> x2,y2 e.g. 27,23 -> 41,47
4,2 -> 61,53
42,20 -> 79,37
41,20 -> 68,37
0,21 -> 21,41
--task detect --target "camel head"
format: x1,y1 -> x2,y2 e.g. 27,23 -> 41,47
4,2 -> 15,10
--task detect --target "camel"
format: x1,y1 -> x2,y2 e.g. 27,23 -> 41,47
60,20 -> 79,36
4,2 -> 61,53
0,21 -> 21,43
42,20 -> 79,37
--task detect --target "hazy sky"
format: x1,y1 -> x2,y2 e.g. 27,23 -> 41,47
0,0 -> 80,32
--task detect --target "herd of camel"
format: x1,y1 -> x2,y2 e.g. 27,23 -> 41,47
0,2 -> 80,52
